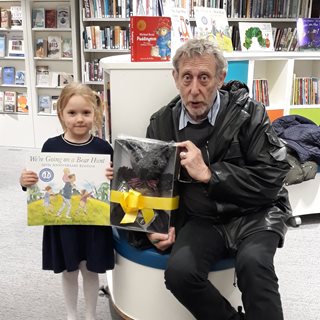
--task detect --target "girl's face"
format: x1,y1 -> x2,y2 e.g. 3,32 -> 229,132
60,95 -> 95,142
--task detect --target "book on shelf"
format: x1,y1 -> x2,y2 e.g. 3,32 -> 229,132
130,16 -> 172,62
4,91 -> 16,112
17,92 -> 28,113
0,91 -> 4,112
36,65 -> 50,86
252,79 -> 270,106
57,6 -> 70,28
297,18 -> 320,51
10,6 -> 22,29
51,95 -> 59,114
47,35 -> 62,58
193,7 -> 233,52
239,22 -> 274,51
38,95 -> 51,113
2,67 -> 15,85
1,9 -> 11,29
26,152 -> 111,226
32,8 -> 45,28
35,38 -> 48,58
0,34 -> 6,57
59,73 -> 74,87
15,70 -> 25,86
8,37 -> 24,57
62,39 -> 72,58
45,9 -> 57,28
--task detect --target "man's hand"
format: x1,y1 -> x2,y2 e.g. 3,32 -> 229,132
106,161 -> 114,180
177,140 -> 212,183
20,170 -> 38,187
147,227 -> 175,251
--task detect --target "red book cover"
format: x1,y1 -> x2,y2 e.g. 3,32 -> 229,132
130,16 -> 171,62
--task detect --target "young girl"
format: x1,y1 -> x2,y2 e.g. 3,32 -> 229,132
20,82 -> 114,320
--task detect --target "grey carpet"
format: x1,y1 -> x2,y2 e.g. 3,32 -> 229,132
0,147 -> 320,319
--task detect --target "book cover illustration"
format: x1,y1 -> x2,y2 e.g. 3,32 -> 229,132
0,35 -> 6,57
38,95 -> 51,113
51,95 -> 59,114
10,6 -> 22,29
26,152 -> 111,226
17,92 -> 28,113
110,136 -> 179,234
57,6 -> 70,28
1,9 -> 11,29
4,91 -> 16,112
35,38 -> 47,58
2,66 -> 15,85
297,18 -> 320,51
32,8 -> 45,28
62,38 -> 72,57
8,37 -> 24,57
15,70 -> 25,85
45,9 -> 57,28
239,22 -> 274,51
36,65 -> 50,86
194,7 -> 233,52
130,16 -> 171,62
47,35 -> 61,58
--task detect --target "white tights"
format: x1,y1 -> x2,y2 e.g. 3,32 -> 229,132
62,261 -> 99,320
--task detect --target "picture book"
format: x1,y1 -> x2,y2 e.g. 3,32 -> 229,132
239,22 -> 274,51
47,35 -> 61,58
2,67 -> 15,85
130,16 -> 172,62
58,73 -> 74,86
36,65 -> 50,86
38,95 -> 51,113
17,92 -> 28,113
10,6 -> 22,29
32,8 -> 45,28
45,9 -> 57,28
167,7 -> 192,56
57,6 -> 70,28
8,37 -> 24,57
62,38 -> 72,58
297,18 -> 320,51
15,70 -> 25,85
4,91 -> 16,112
0,91 -> 4,112
0,34 -> 6,57
35,38 -> 47,58
194,7 -> 233,52
1,9 -> 11,29
110,136 -> 179,234
26,152 -> 111,226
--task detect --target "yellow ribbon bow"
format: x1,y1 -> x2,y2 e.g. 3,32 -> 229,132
110,189 -> 179,224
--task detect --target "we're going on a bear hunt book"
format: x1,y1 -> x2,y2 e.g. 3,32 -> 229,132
26,152 -> 111,226
130,16 -> 172,62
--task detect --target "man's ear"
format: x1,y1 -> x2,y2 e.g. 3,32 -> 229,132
172,69 -> 179,90
217,71 -> 227,89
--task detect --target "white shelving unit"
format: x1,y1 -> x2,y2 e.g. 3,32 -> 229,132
100,52 -> 320,143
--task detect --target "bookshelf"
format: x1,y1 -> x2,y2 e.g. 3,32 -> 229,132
101,52 -> 320,143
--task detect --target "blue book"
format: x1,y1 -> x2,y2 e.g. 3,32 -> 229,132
2,67 -> 15,85
0,35 -> 6,57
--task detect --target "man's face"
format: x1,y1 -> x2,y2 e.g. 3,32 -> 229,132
173,54 -> 226,122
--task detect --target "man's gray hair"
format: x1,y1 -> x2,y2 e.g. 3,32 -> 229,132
172,38 -> 228,79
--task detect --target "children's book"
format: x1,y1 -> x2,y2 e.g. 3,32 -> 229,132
1,9 -> 11,29
10,6 -> 23,29
8,37 -> 24,57
15,70 -> 25,85
4,91 -> 16,112
26,152 -> 111,226
47,35 -> 61,58
2,67 -> 15,85
239,22 -> 274,51
16,92 -> 28,113
35,38 -> 47,58
58,73 -> 74,86
38,95 -> 51,113
45,9 -> 57,28
130,16 -> 172,62
297,18 -> 320,51
62,38 -> 72,57
36,65 -> 50,86
32,8 -> 45,28
194,7 -> 233,52
110,136 -> 179,234
57,6 -> 70,28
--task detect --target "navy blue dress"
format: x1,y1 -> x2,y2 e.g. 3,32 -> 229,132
41,134 -> 114,273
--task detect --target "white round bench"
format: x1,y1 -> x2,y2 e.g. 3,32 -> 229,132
107,229 -> 242,320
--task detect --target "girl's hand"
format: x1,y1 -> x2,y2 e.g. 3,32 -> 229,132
147,227 -> 175,251
106,161 -> 114,180
20,170 -> 38,187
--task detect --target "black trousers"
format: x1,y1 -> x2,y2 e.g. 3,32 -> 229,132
164,217 -> 283,320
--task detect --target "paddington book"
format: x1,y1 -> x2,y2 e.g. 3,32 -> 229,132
130,16 -> 172,62
26,152 -> 111,226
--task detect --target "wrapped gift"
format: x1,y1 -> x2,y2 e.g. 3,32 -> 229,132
110,136 -> 179,234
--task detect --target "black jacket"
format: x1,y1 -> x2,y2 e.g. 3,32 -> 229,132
146,81 -> 292,250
